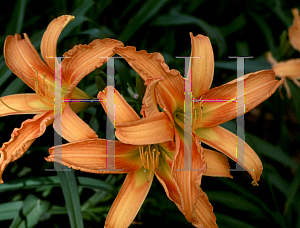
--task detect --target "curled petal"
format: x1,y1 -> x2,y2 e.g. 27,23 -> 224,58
46,139 -> 142,174
63,39 -> 124,98
272,59 -> 300,79
41,15 -> 74,71
194,188 -> 217,228
140,77 -> 162,117
105,168 -> 153,228
0,111 -> 54,183
59,104 -> 98,142
203,148 -> 232,178
200,70 -> 283,128
288,8 -> 300,52
190,33 -> 214,98
0,94 -> 51,116
4,34 -> 54,91
114,46 -> 184,114
196,126 -> 263,185
115,112 -> 174,145
98,86 -> 140,125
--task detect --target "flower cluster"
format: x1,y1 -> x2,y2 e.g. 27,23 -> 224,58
0,15 -> 283,227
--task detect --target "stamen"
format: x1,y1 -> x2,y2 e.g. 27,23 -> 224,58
152,149 -> 156,171
145,151 -> 150,170
155,151 -> 160,168
139,145 -> 161,171
30,67 -> 54,107
0,97 -> 31,113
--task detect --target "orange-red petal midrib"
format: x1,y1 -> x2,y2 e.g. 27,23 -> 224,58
105,169 -> 153,228
115,112 -> 174,145
41,15 -> 75,71
203,148 -> 232,178
190,33 -> 214,98
196,126 -> 263,185
199,70 -> 283,128
98,86 -> 140,125
171,132 -> 206,223
60,104 -> 98,142
46,138 -> 142,174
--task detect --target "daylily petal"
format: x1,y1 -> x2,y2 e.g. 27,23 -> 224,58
46,139 -> 142,174
105,168 -> 153,228
154,148 -> 183,213
114,46 -> 184,114
190,33 -> 214,98
272,59 -> 300,78
0,111 -> 54,183
194,188 -> 217,228
41,15 -> 74,71
63,39 -> 124,98
196,126 -> 262,185
288,8 -> 300,52
115,112 -> 174,145
0,94 -> 51,116
200,70 -> 283,128
140,77 -> 161,117
59,104 -> 98,142
171,132 -> 206,224
4,34 -> 54,91
203,148 -> 232,178
98,86 -> 140,125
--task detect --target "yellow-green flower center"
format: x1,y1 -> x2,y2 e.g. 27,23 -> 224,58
139,145 -> 160,172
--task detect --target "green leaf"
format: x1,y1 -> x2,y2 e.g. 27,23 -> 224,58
0,59 -> 13,88
57,166 -> 84,228
220,14 -> 247,37
9,195 -> 50,228
6,0 -> 27,35
287,79 -> 300,124
215,57 -> 271,74
206,191 -> 265,218
285,166 -> 300,214
249,13 -> 276,53
0,201 -> 23,221
72,0 -> 94,17
215,213 -> 257,228
151,10 -> 226,57
1,77 -> 25,96
0,176 -> 117,195
221,121 -> 298,170
119,0 -> 169,43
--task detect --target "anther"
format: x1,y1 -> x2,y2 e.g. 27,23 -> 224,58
155,151 -> 160,168
145,151 -> 150,170
152,149 -> 156,171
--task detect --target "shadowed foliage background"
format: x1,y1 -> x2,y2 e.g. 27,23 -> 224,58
0,0 -> 300,227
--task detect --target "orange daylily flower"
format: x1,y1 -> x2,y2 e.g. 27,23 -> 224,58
0,15 -> 123,183
45,85 -> 231,228
113,33 -> 284,227
267,8 -> 300,98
